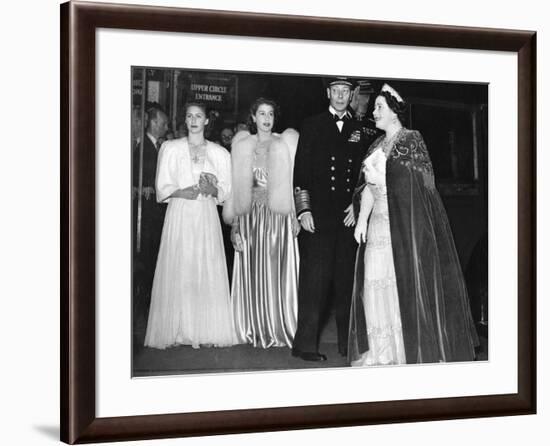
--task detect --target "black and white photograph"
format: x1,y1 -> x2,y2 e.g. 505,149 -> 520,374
131,67 -> 489,377
3,0 -> 547,443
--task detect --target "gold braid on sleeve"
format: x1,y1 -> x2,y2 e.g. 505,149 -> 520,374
294,187 -> 311,217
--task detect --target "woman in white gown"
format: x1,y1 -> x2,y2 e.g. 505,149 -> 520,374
144,102 -> 237,349
349,84 -> 478,366
351,139 -> 406,366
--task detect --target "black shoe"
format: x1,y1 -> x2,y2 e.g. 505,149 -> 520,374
292,349 -> 327,362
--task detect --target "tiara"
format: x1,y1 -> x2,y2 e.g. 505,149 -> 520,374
381,83 -> 404,103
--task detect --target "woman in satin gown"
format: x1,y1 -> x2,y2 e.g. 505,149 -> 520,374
144,102 -> 237,349
223,98 -> 300,348
349,84 -> 479,366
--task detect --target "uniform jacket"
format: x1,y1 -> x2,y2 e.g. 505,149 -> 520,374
293,110 -> 369,229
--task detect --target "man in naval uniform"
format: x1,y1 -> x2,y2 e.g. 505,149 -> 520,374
292,77 -> 370,361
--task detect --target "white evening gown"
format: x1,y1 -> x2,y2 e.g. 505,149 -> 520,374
352,147 -> 406,366
144,145 -> 237,349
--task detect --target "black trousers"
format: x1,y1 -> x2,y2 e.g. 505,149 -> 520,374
217,206 -> 234,286
133,201 -> 166,321
292,222 -> 357,354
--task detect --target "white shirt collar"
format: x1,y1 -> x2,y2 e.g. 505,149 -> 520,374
146,132 -> 158,147
329,106 -> 351,119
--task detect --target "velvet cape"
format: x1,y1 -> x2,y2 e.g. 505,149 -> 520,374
348,128 -> 479,364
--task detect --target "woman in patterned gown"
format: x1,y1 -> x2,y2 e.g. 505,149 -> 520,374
223,98 -> 300,348
348,84 -> 479,366
144,102 -> 237,349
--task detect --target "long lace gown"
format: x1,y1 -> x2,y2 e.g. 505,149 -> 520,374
144,149 -> 236,350
352,147 -> 406,366
231,153 -> 299,348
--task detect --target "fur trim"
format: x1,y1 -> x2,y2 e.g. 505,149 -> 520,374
222,129 -> 298,224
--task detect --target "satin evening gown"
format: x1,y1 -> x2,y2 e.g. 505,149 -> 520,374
231,162 -> 299,348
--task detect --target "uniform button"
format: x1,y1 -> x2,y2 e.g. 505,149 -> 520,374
348,159 -> 352,163
331,176 -> 335,181
331,156 -> 335,161
346,179 -> 350,182
331,166 -> 335,171
331,186 -> 336,191
347,169 -> 351,173
346,189 -> 350,192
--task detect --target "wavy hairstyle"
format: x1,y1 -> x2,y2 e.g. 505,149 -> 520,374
247,97 -> 280,134
378,90 -> 408,124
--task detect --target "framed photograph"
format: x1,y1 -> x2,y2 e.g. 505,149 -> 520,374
61,0 -> 536,443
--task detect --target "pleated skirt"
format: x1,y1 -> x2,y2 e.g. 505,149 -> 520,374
231,201 -> 299,348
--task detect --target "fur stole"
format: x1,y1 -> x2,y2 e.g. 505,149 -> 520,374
222,128 -> 298,223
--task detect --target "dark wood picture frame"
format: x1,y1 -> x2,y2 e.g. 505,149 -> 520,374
60,1 -> 536,443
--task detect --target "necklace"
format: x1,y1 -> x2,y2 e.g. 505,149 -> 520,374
189,140 -> 206,164
253,138 -> 270,164
379,128 -> 402,156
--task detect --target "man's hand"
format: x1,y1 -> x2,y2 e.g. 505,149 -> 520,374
299,213 -> 315,233
343,203 -> 356,227
143,186 -> 155,200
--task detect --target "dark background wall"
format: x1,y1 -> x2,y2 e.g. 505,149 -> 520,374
132,67 -> 488,324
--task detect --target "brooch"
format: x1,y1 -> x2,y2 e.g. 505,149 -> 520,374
363,127 -> 378,137
348,130 -> 361,143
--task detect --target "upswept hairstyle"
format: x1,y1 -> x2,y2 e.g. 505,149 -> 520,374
183,101 -> 208,116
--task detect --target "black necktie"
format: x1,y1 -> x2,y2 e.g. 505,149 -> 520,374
333,114 -> 349,123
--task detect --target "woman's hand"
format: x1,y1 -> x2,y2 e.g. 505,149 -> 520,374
230,223 -> 243,251
291,216 -> 301,237
199,173 -> 219,197
199,181 -> 218,197
354,186 -> 374,243
200,172 -> 218,186
174,185 -> 200,200
354,217 -> 367,244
